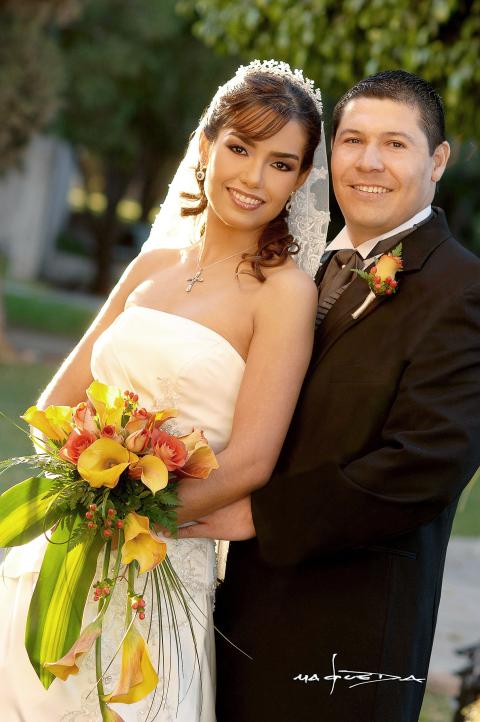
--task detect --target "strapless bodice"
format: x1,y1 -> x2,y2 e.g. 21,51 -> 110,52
91,306 -> 245,453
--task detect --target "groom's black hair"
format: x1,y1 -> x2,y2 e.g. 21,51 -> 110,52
332,70 -> 445,154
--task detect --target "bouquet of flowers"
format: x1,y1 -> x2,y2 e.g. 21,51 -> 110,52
0,380 -> 218,721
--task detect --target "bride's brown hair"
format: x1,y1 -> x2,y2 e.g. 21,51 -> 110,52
180,70 -> 322,282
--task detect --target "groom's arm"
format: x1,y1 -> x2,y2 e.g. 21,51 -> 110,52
251,280 -> 480,566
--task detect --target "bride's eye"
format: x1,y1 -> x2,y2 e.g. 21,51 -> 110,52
228,144 -> 248,155
272,161 -> 292,172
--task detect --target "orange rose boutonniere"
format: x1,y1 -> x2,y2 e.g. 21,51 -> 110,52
352,243 -> 403,319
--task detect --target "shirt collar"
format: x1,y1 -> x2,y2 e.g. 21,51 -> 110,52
326,206 -> 432,259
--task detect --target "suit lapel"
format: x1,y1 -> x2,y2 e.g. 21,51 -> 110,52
312,208 -> 452,367
314,251 -> 335,286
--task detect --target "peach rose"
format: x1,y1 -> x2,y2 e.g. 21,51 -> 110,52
124,408 -> 151,434
73,401 -> 98,435
151,430 -> 187,471
101,424 -> 123,443
59,428 -> 97,465
125,429 -> 151,454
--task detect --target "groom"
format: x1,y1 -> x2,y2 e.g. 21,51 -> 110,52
183,71 -> 480,721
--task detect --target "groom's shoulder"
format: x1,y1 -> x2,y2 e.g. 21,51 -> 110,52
416,207 -> 480,283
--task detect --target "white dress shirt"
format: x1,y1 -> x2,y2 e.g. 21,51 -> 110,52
326,206 -> 432,267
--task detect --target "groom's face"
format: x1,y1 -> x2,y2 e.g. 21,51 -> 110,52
331,97 -> 447,245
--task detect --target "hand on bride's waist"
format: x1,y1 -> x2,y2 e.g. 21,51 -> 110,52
175,496 -> 256,542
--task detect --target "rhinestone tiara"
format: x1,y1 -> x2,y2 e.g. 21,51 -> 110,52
235,59 -> 323,115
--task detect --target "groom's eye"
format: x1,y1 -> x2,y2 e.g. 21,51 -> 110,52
345,137 -> 361,144
389,141 -> 406,148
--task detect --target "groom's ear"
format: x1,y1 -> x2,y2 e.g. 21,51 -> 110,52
431,140 -> 450,182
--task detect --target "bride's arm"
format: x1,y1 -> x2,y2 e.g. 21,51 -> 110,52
176,267 -> 317,525
36,251 -> 160,409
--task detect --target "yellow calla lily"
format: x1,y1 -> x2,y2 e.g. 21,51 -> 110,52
78,438 -> 138,489
22,405 -> 73,443
86,380 -> 125,431
44,617 -> 102,680
103,624 -> 158,704
121,512 -> 167,573
133,454 -> 168,493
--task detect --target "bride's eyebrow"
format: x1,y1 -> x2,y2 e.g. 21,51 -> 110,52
226,131 -> 300,161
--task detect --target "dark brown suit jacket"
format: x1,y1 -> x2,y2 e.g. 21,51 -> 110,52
214,208 -> 480,722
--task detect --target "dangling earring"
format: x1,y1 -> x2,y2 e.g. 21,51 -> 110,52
196,166 -> 206,182
285,192 -> 294,212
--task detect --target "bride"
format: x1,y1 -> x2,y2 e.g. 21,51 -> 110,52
0,60 -> 328,721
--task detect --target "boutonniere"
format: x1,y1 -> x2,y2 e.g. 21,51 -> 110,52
351,243 -> 403,320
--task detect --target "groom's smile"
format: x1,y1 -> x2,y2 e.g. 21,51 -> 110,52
331,96 -> 448,245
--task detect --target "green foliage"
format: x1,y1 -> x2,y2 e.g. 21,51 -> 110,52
0,0 -> 87,174
179,0 -> 480,141
56,0 -> 238,172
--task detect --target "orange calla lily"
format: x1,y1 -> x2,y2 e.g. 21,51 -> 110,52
22,405 -> 73,443
44,617 -> 102,680
178,429 -> 219,478
130,454 -> 168,493
103,624 -> 158,704
78,438 -> 138,489
86,380 -> 125,431
121,512 -> 167,573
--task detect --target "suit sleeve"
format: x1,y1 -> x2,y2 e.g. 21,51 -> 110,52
251,280 -> 480,566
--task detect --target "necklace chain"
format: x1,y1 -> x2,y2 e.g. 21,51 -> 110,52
185,239 -> 255,292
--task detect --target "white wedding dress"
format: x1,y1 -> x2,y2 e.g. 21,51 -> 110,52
0,306 -> 245,722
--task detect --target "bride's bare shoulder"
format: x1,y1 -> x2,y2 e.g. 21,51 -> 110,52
123,247 -> 181,282
261,259 -> 318,306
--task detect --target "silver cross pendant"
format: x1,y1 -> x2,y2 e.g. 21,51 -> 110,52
185,269 -> 204,292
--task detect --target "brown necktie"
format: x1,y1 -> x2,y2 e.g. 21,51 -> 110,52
316,249 -> 363,325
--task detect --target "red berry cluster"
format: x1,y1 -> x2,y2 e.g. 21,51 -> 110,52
124,390 -> 139,408
369,266 -> 399,296
84,504 -> 124,537
131,595 -> 146,620
93,581 -> 111,602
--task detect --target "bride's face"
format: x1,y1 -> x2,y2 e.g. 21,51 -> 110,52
201,119 -> 310,233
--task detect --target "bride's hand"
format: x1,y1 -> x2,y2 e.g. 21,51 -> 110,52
176,496 -> 256,541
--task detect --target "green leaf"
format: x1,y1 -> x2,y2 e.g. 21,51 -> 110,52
25,513 -> 104,689
352,268 -> 370,281
0,476 -> 63,547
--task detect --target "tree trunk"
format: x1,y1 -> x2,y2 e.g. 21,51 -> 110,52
91,166 -> 130,295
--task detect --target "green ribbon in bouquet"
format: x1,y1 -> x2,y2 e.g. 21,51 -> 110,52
0,479 -> 103,688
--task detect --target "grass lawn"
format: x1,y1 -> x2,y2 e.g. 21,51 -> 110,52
0,362 -> 56,491
4,281 -> 99,338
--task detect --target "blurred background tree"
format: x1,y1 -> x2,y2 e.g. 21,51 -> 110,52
55,0 -> 238,292
0,0 -> 87,360
179,0 -> 480,253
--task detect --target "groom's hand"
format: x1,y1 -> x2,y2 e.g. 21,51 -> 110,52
176,496 -> 256,541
